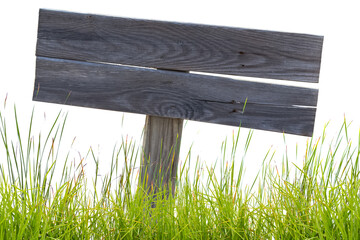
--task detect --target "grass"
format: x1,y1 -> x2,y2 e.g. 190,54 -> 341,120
0,106 -> 360,239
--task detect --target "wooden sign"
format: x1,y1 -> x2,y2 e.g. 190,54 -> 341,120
33,9 -> 323,196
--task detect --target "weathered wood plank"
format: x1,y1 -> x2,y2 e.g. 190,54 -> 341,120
34,57 -> 318,107
141,116 -> 183,200
34,57 -> 317,136
36,9 -> 323,83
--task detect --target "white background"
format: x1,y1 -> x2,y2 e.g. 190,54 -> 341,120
1,0 -> 359,184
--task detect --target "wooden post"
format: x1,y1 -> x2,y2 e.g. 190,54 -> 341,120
140,115 -> 183,201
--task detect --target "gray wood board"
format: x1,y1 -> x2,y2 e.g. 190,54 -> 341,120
36,9 -> 323,83
34,57 -> 317,136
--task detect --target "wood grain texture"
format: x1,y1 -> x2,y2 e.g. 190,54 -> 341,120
34,57 -> 317,136
36,9 -> 323,83
140,116 -> 183,200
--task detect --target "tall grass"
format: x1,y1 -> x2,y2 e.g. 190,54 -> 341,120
0,106 -> 359,239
